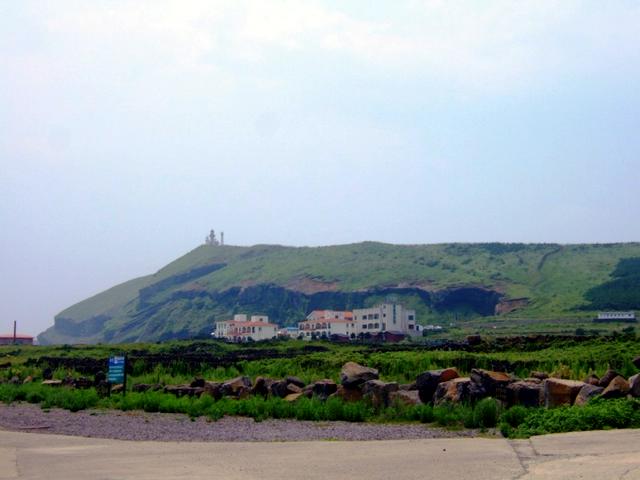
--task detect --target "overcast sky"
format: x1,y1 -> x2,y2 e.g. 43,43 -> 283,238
1,1 -> 639,336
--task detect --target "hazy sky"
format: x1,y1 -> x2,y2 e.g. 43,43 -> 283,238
1,1 -> 639,336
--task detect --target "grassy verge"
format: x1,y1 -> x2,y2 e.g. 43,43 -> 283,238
3,383 -> 638,438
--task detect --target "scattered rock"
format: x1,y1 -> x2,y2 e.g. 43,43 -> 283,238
583,374 -> 600,386
629,374 -> 640,398
221,376 -> 252,398
389,390 -> 422,406
203,381 -> 222,400
132,383 -> 162,393
41,379 -> 62,387
416,368 -> 459,403
600,376 -> 630,399
530,371 -> 549,381
22,376 -> 33,384
285,376 -> 306,388
312,379 -> 338,401
598,369 -> 622,388
506,381 -> 543,408
466,335 -> 482,346
163,385 -> 203,397
284,392 -> 304,402
111,384 -> 125,394
331,385 -> 362,402
574,384 -> 604,406
190,378 -> 205,388
470,369 -> 513,399
340,362 -> 379,388
362,380 -> 399,408
251,377 -> 273,397
433,377 -> 479,405
543,378 -> 585,408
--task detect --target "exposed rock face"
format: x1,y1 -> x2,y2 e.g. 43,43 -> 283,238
600,376 -> 630,399
506,381 -> 543,408
544,379 -> 586,408
340,362 -> 379,388
629,374 -> 640,398
416,368 -> 459,403
362,380 -> 399,408
389,390 -> 421,406
598,369 -> 622,388
574,384 -> 604,406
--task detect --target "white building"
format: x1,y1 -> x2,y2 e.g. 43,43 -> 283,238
353,303 -> 419,337
298,310 -> 355,339
596,311 -> 636,322
213,314 -> 278,342
298,304 -> 419,340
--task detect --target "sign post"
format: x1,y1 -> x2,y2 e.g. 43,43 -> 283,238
108,355 -> 127,394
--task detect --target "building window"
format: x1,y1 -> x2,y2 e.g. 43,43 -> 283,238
408,315 -> 414,320
374,323 -> 379,328
362,324 -> 367,329
374,314 -> 379,319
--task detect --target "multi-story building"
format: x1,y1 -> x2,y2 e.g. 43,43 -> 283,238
353,303 -> 419,337
298,310 -> 355,339
213,314 -> 278,342
298,304 -> 419,340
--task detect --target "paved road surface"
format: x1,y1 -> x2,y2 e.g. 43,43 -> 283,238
0,429 -> 639,479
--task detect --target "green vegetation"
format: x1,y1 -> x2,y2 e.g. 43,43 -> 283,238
585,257 -> 640,310
2,336 -> 639,438
37,242 -> 640,344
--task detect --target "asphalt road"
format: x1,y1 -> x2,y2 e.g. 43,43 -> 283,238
0,429 -> 639,480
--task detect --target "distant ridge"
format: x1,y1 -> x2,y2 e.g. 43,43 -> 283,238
38,241 -> 640,344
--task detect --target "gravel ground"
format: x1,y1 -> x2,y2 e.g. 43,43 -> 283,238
0,403 -> 485,442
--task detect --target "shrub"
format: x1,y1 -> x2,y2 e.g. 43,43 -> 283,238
472,398 -> 499,429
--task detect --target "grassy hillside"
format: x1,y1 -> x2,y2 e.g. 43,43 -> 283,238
38,242 -> 640,344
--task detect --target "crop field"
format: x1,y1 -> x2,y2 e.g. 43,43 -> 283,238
1,335 -> 639,438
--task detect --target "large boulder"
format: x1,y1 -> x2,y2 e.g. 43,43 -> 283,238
285,376 -> 306,389
340,362 -> 379,388
362,380 -> 399,408
629,374 -> 640,398
332,385 -> 363,402
312,379 -> 338,401
284,392 -> 304,402
574,384 -> 604,406
203,381 -> 223,400
506,381 -> 543,408
530,371 -> 549,381
544,378 -> 586,407
600,376 -> 630,399
470,369 -> 513,400
251,377 -> 274,397
190,378 -> 205,388
433,377 -> 476,405
164,384 -> 204,397
416,368 -> 459,403
598,369 -> 622,388
221,376 -> 252,398
389,390 -> 422,406
133,383 -> 162,393
583,374 -> 600,386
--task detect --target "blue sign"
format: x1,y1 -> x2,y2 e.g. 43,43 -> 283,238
108,356 -> 126,384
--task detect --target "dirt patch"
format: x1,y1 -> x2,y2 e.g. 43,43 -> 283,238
284,276 -> 339,295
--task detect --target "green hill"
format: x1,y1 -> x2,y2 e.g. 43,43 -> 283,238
37,242 -> 640,344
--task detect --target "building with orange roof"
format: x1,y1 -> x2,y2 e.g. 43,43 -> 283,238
213,314 -> 278,342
